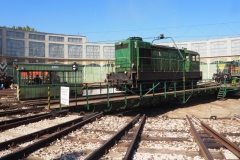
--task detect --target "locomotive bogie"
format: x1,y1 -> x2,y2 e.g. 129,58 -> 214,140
107,72 -> 136,85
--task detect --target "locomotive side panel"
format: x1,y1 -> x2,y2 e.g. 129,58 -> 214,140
137,71 -> 202,81
151,47 -> 183,72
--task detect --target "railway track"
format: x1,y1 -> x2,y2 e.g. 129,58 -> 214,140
19,93 -> 127,108
0,112 -> 97,159
189,116 -> 240,159
0,106 -> 45,117
0,111 -> 238,160
0,110 -> 68,131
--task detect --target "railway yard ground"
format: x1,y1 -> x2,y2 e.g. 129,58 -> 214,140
0,89 -> 239,159
163,94 -> 240,119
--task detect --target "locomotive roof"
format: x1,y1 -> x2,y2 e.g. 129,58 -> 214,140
151,44 -> 185,51
118,37 -> 200,55
151,44 -> 199,55
127,37 -> 143,41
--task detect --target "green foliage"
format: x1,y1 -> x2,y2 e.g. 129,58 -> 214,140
11,25 -> 37,32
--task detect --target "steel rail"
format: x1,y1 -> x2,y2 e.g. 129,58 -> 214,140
0,105 -> 11,110
192,116 -> 240,158
186,115 -> 213,160
0,112 -> 103,160
123,114 -> 146,160
0,106 -> 45,117
0,112 -> 49,126
85,114 -> 141,160
0,110 -> 68,131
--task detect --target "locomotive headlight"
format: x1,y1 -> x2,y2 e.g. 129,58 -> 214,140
132,63 -> 134,68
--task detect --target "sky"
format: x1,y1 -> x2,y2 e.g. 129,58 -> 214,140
1,0 -> 240,43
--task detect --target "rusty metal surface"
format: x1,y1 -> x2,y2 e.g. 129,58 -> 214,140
123,114 -> 146,160
193,116 -> 240,158
186,115 -> 214,160
0,106 -> 45,117
0,110 -> 68,131
85,114 -> 141,160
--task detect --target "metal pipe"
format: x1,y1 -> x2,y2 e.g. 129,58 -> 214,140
153,35 -> 186,103
166,36 -> 186,103
75,71 -> 77,107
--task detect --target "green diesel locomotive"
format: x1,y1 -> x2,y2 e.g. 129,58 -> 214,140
107,37 -> 202,91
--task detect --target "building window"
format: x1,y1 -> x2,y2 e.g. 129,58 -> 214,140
177,44 -> 187,49
0,29 -> 2,36
49,36 -> 64,42
191,43 -> 207,57
210,41 -> 227,56
6,39 -> 25,56
29,34 -> 45,40
68,37 -> 82,43
6,31 -> 25,38
231,39 -> 240,55
86,45 -> 100,59
29,41 -> 45,57
68,45 -> 82,58
103,46 -> 115,59
49,43 -> 64,58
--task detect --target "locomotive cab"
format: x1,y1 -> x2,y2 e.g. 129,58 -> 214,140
185,51 -> 200,72
108,37 -> 145,87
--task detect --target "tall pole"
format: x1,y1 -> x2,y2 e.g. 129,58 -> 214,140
16,68 -> 20,101
152,34 -> 186,103
75,71 -> 77,106
167,37 -> 185,103
72,62 -> 78,107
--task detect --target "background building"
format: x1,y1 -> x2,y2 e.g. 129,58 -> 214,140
0,27 -> 115,66
158,36 -> 240,79
1,26 -> 240,80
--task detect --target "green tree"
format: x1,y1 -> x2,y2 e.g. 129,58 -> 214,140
11,25 -> 37,32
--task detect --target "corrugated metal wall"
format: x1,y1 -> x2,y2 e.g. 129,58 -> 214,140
84,63 -> 115,83
200,63 -> 208,79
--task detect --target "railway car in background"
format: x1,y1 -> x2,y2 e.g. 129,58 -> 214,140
106,37 -> 202,92
12,62 -> 115,100
13,62 -> 84,100
212,60 -> 240,83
